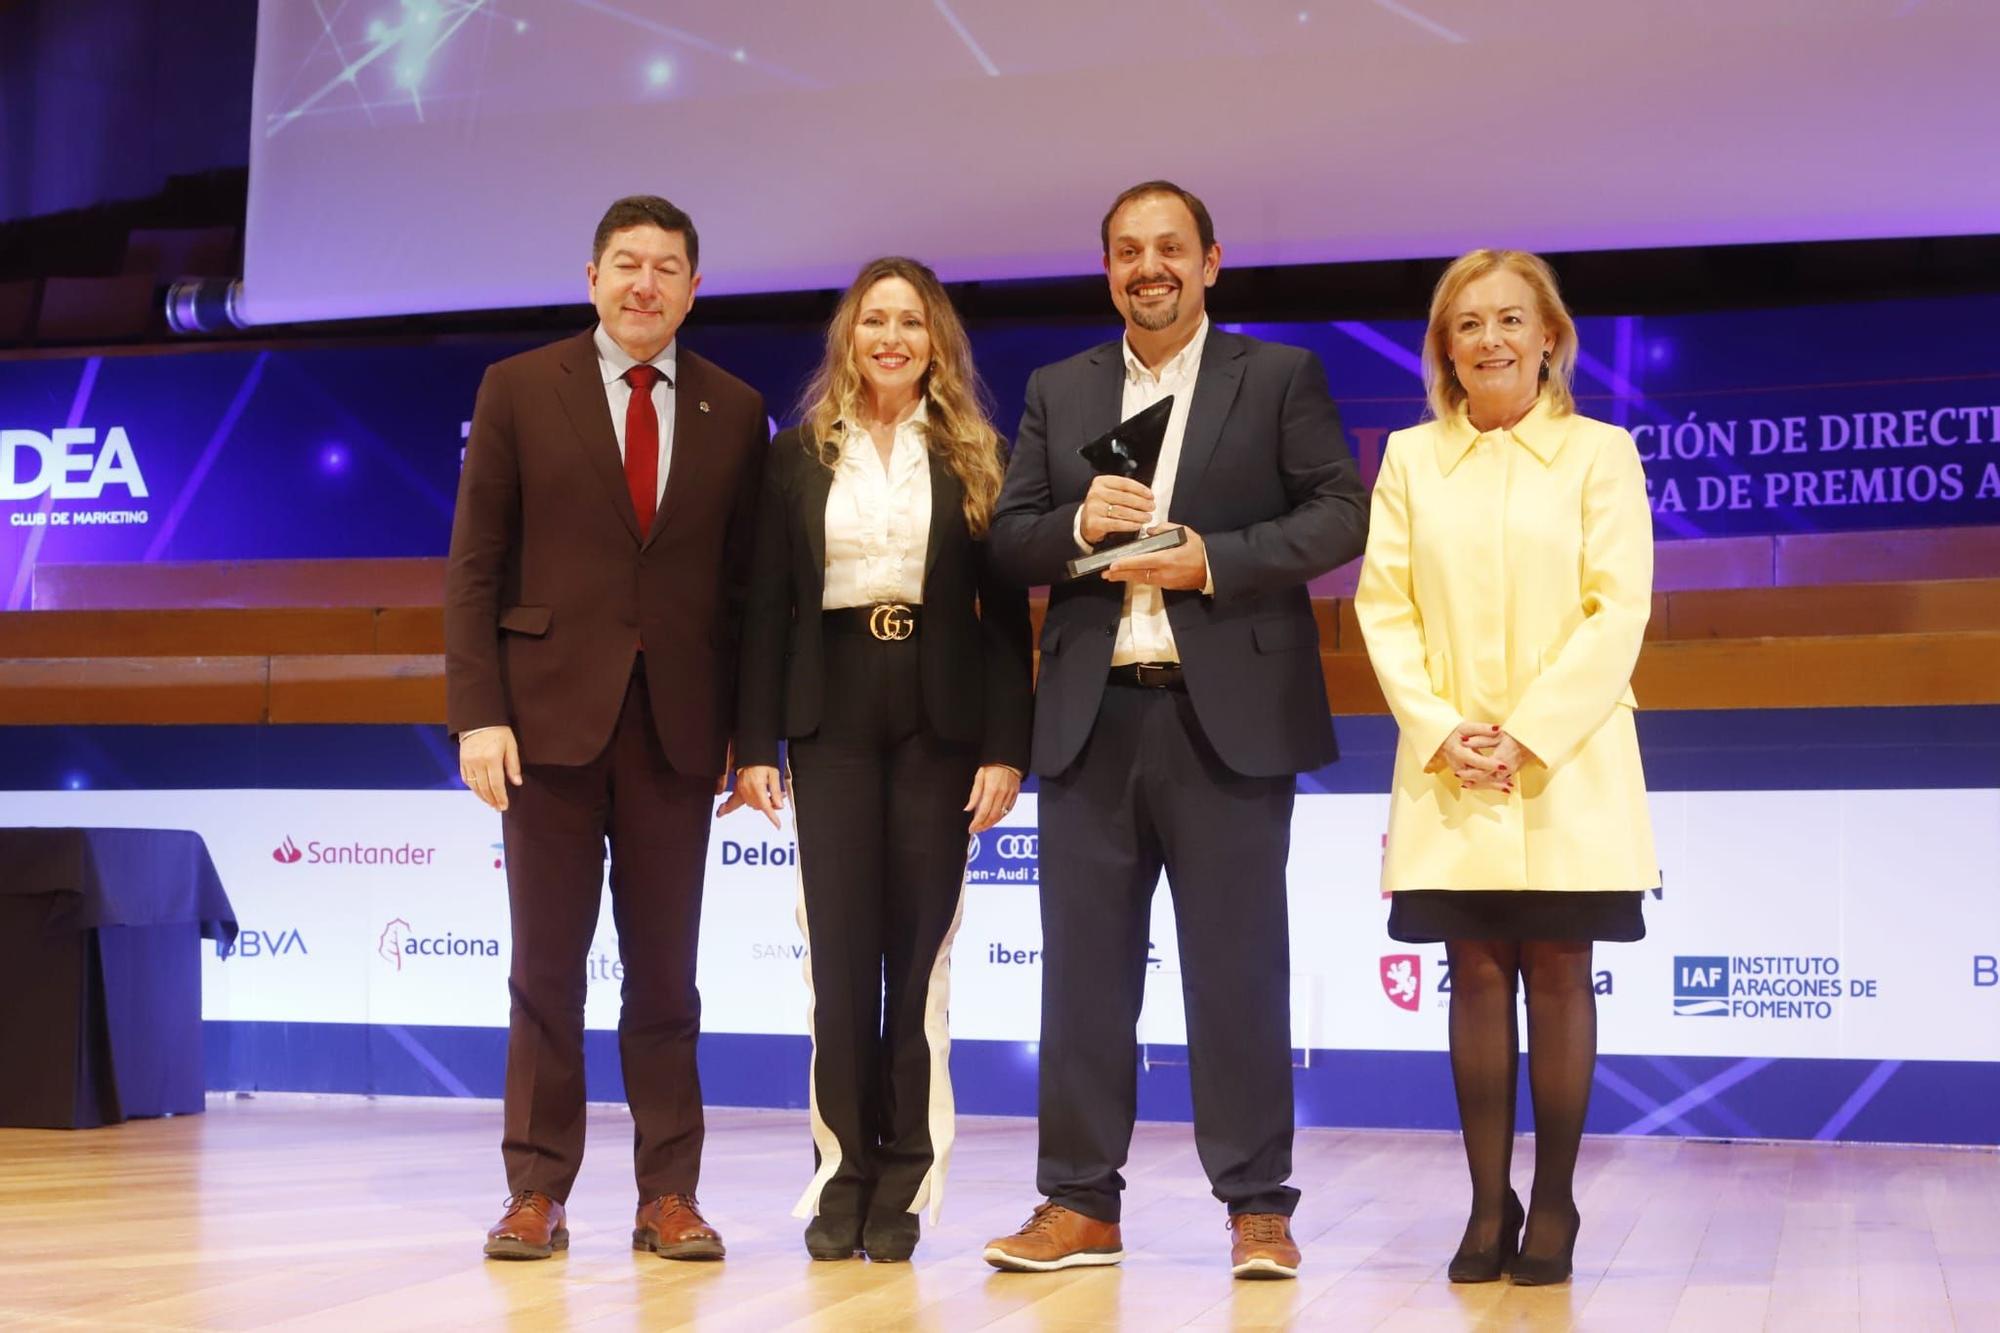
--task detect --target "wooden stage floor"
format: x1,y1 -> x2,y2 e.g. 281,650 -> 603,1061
2,1096 -> 1996,1331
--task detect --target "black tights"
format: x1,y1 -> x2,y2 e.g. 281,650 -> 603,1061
1445,938 -> 1596,1262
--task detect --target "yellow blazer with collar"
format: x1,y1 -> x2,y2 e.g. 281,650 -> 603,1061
1354,397 -> 1659,892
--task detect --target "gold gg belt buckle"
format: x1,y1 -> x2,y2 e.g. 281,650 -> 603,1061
867,603 -> 915,641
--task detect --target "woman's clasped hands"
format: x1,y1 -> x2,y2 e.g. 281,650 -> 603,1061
1431,723 -> 1536,794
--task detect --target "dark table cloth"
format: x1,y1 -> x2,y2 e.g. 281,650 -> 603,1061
0,827 -> 236,1129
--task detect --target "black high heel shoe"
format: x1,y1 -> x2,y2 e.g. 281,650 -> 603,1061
1447,1189 -> 1523,1283
803,1212 -> 863,1260
1510,1205 -> 1579,1286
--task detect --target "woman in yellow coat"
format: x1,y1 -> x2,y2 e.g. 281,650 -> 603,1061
1355,249 -> 1657,1287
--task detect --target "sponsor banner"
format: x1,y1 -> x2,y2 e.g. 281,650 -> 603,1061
9,295 -> 2000,603
4,786 -> 1998,1061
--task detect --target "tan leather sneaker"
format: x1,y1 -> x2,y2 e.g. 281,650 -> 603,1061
1229,1212 -> 1300,1279
983,1201 -> 1124,1272
483,1190 -> 568,1260
633,1193 -> 725,1261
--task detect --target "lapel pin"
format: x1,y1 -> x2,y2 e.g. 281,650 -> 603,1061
698,400 -> 711,413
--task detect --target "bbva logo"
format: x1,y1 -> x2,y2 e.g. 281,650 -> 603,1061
217,928 -> 308,959
0,428 -> 149,501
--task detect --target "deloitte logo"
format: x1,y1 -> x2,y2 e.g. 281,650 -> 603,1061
966,828 -> 1038,885
377,917 -> 501,970
719,838 -> 796,869
1673,954 -> 1878,1020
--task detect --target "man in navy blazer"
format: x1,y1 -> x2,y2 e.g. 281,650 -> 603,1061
982,181 -> 1367,1280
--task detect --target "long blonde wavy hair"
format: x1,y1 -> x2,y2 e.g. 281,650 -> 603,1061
798,256 -> 1005,537
1420,249 -> 1578,423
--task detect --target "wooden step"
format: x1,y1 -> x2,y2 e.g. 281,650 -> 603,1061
31,558 -> 445,610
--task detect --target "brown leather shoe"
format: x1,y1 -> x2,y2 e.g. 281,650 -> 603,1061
484,1190 -> 568,1260
1229,1212 -> 1300,1280
633,1194 -> 725,1261
983,1201 -> 1124,1272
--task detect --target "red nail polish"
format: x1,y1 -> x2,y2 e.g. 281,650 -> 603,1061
1496,763 -> 1507,771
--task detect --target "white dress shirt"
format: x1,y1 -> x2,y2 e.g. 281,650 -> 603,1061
822,403 -> 933,608
594,323 -> 677,508
1075,316 -> 1211,665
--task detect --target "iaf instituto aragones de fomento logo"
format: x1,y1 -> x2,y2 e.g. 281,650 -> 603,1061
1673,953 -> 1879,1020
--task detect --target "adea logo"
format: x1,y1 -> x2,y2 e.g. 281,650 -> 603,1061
272,836 -> 303,864
377,917 -> 500,970
1380,954 -> 1421,1011
218,928 -> 308,959
0,428 -> 148,501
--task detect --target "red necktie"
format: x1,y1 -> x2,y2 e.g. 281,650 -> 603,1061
623,364 -> 662,534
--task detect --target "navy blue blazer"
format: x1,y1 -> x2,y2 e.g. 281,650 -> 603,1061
988,329 -> 1367,778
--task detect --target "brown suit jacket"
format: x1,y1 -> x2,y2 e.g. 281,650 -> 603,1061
444,329 -> 768,772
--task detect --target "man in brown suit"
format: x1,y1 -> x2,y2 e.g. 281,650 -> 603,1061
446,195 -> 767,1261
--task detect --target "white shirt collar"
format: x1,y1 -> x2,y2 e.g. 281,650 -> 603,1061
1122,314 -> 1210,385
594,323 -> 677,387
842,399 -> 929,478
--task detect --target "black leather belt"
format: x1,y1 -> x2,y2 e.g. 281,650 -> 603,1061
824,603 -> 920,641
1107,662 -> 1185,690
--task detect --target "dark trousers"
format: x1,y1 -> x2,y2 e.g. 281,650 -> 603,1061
499,666 -> 714,1204
788,628 -> 979,1223
1036,683 -> 1299,1222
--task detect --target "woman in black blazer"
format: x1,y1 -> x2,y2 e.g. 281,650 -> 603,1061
725,256 -> 1032,1263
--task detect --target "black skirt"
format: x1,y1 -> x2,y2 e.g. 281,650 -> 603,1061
1387,890 -> 1647,944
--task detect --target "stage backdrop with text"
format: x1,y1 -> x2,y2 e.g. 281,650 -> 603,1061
3,712 -> 1999,1148
0,784 -> 1991,1063
6,292 -> 2000,604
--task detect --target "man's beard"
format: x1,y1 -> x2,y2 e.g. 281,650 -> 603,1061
1128,290 -> 1180,331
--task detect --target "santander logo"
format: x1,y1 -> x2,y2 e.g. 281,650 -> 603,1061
272,836 -> 303,864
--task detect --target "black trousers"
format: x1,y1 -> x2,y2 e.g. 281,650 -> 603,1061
498,666 -> 714,1204
1036,683 -> 1299,1222
788,627 -> 979,1223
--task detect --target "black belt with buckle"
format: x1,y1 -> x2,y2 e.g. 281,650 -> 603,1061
1107,662 -> 1185,690
825,603 -> 920,642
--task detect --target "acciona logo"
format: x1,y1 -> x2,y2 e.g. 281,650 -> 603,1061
271,834 -> 435,866
376,917 -> 501,970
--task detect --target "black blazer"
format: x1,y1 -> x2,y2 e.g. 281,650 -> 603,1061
988,329 -> 1367,778
735,427 -> 1033,772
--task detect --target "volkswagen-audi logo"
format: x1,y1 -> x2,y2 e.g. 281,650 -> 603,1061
996,833 -> 1038,859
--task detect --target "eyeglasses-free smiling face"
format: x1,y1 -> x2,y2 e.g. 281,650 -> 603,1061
851,275 -> 932,404
587,224 -> 700,364
1103,192 -> 1219,341
1446,268 -> 1553,424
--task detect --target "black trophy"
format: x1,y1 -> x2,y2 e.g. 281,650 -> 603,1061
1065,396 -> 1187,579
